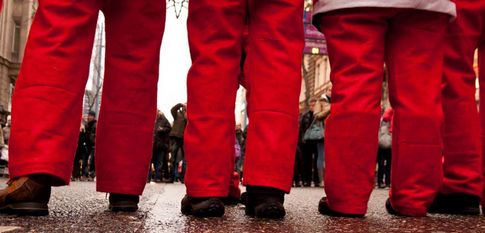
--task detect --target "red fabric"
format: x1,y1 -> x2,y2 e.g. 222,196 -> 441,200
0,0 -> 3,12
184,0 -> 304,197
228,172 -> 241,200
382,107 -> 394,133
441,0 -> 484,199
318,8 -> 449,216
8,0 -> 165,195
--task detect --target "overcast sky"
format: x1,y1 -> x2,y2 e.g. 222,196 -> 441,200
157,8 -> 191,122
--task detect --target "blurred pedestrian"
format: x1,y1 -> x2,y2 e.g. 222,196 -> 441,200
235,124 -> 245,177
72,123 -> 88,181
2,116 -> 10,146
170,103 -> 187,183
313,0 -> 455,217
151,110 -> 172,183
314,93 -> 331,187
377,107 -> 393,189
0,0 -> 165,216
83,111 -> 97,181
300,98 -> 320,187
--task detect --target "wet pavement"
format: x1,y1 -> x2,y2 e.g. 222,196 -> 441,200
0,178 -> 484,233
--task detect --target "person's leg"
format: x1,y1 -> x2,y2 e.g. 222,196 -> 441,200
89,150 -> 95,179
82,148 -> 91,179
1,0 -> 100,216
179,139 -> 186,182
8,0 -> 100,185
153,147 -> 163,182
301,143 -> 313,186
161,149 -> 170,180
312,143 -> 320,187
316,141 -> 324,187
441,1 -> 483,202
240,0 -> 303,219
479,30 -> 485,211
384,148 -> 391,187
184,0 -> 246,198
377,148 -> 386,188
170,138 -> 179,181
243,0 -> 303,191
386,9 -> 449,216
72,152 -> 81,180
181,0 -> 247,218
293,146 -> 303,186
317,8 -> 388,215
95,0 -> 165,196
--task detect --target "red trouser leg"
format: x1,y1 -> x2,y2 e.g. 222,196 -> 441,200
480,29 -> 485,207
95,0 -> 165,195
480,44 -> 485,206
318,9 -> 388,215
9,0 -> 100,184
386,11 -> 449,216
184,0 -> 247,197
319,8 -> 449,216
242,0 -> 304,193
442,1 -> 484,198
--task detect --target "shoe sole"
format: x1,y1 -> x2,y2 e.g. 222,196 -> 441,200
0,202 -> 49,216
319,198 -> 365,218
109,204 -> 138,212
245,204 -> 286,219
181,201 -> 224,217
428,207 -> 480,216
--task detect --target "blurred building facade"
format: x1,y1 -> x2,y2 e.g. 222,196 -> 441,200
0,0 -> 37,122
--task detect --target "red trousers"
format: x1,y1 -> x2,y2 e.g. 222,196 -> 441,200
8,0 -> 165,195
442,0 -> 484,200
318,8 -> 449,216
184,0 -> 304,197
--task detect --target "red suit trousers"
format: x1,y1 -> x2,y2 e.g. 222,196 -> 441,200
318,8 -> 449,216
441,0 -> 484,200
8,0 -> 165,195
184,0 -> 304,197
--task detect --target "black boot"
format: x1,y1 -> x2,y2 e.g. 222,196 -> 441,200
428,193 -> 480,215
318,197 -> 364,218
180,195 -> 224,217
385,198 -> 401,216
245,186 -> 286,219
109,194 -> 139,212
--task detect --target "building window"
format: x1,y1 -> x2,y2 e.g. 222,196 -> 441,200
12,20 -> 21,62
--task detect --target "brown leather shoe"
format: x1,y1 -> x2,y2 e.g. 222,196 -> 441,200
0,176 -> 51,216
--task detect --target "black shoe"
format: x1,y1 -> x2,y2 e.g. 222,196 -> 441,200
428,193 -> 480,215
240,192 -> 248,206
244,186 -> 286,219
222,196 -> 240,206
377,183 -> 386,189
385,198 -> 401,216
0,175 -> 51,216
303,182 -> 311,187
163,178 -> 174,183
318,197 -> 364,218
109,194 -> 139,212
181,195 -> 224,217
